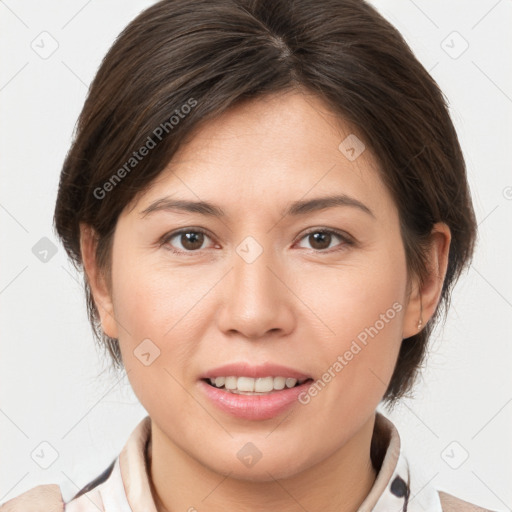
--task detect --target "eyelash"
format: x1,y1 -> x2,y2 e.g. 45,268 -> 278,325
159,227 -> 355,256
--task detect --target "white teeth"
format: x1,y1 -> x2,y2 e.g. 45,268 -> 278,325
225,376 -> 237,390
285,378 -> 297,388
273,376 -> 286,390
237,376 -> 255,392
255,377 -> 274,393
207,376 -> 308,393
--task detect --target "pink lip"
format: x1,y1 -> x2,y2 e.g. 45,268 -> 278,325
198,379 -> 313,421
200,362 -> 311,380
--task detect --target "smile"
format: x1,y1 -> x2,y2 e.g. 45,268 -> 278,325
205,376 -> 310,394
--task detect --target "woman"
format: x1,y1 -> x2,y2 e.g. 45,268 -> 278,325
1,0 -> 496,510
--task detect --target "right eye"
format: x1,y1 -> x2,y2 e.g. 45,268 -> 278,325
161,228 -> 216,254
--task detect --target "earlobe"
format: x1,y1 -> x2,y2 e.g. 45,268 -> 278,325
79,223 -> 119,339
402,222 -> 451,339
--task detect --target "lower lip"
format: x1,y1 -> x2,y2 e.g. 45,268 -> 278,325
199,380 -> 313,421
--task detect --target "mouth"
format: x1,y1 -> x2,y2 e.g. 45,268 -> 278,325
199,368 -> 315,420
199,362 -> 314,420
202,376 -> 313,395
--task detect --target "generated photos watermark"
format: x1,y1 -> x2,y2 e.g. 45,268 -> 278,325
93,97 -> 197,200
297,301 -> 403,405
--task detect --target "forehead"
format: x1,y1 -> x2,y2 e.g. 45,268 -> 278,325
129,91 -> 395,222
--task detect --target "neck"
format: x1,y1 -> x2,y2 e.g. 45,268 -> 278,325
148,413 -> 378,512
147,415 -> 377,512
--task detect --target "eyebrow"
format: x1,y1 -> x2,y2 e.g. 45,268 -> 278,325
140,194 -> 375,219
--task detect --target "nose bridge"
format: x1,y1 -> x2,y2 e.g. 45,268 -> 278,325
217,235 -> 294,338
234,242 -> 275,304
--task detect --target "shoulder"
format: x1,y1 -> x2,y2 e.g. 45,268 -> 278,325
438,490 -> 497,512
0,459 -> 116,512
0,484 -> 64,512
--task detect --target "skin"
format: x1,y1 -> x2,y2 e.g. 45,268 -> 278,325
81,90 -> 451,512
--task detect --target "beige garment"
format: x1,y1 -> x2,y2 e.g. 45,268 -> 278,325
0,413 -> 496,511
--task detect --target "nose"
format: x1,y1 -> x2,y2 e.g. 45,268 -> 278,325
216,243 -> 296,340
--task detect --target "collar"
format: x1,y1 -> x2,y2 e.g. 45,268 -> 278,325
66,411 -> 443,511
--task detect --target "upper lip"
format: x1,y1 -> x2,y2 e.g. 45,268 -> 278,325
201,362 -> 312,380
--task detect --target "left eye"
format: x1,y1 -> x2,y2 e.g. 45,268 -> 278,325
295,229 -> 351,252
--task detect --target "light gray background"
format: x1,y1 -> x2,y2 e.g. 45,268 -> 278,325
1,0 -> 511,509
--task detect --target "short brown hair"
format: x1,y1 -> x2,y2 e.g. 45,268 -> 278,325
53,0 -> 477,407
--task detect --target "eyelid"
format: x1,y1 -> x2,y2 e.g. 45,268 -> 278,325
298,226 -> 354,242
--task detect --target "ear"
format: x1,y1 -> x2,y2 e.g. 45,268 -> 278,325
402,222 -> 451,339
79,223 -> 119,339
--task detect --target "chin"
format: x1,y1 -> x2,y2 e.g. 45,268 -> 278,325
201,447 -> 314,483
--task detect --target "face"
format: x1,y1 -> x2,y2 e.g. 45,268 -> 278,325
88,91 -> 424,481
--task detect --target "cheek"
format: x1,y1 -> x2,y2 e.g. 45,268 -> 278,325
294,245 -> 407,347
110,251 -> 217,380
293,245 -> 407,414
114,272 -> 168,340
110,258 -> 201,419
111,247 -> 195,340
